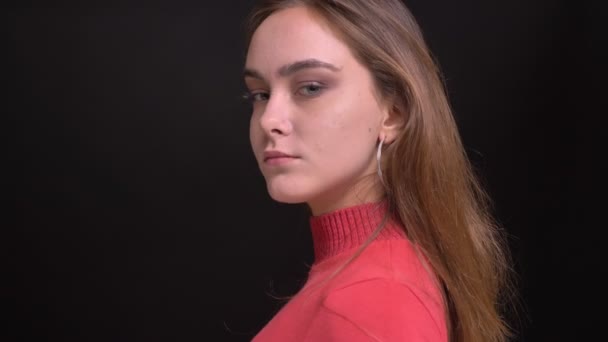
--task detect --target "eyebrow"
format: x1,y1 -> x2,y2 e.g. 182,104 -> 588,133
243,58 -> 341,81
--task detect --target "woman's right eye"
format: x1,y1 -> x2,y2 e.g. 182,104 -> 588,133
244,91 -> 270,103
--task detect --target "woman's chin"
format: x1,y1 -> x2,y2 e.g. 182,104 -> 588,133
265,180 -> 311,204
267,188 -> 308,204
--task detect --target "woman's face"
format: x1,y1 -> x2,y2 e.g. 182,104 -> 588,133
245,6 -> 389,215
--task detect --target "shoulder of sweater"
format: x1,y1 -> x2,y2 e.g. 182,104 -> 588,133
324,274 -> 443,313
321,239 -> 445,315
321,238 -> 436,286
318,277 -> 447,341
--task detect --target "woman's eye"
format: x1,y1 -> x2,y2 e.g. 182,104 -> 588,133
297,83 -> 324,96
243,91 -> 269,102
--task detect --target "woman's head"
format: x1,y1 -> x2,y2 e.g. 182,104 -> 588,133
243,1 -> 515,341
245,5 -> 403,215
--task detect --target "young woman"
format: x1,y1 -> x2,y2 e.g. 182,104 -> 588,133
242,1 -> 515,341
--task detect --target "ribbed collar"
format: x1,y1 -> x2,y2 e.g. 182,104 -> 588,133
309,200 -> 407,264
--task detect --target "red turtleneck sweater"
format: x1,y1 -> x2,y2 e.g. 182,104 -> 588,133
252,201 -> 448,342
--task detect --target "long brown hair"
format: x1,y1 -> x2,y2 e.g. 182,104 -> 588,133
244,1 -> 517,341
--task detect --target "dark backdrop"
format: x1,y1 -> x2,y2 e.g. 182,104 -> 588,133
7,1 -> 604,341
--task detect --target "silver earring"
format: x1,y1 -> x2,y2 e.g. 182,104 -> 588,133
377,137 -> 385,187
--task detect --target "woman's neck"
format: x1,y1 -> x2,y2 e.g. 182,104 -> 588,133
309,199 -> 406,264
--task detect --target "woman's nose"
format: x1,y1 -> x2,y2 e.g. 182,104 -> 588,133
258,93 -> 294,137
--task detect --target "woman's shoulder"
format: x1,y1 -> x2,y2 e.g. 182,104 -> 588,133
328,237 -> 442,294
318,237 -> 445,308
318,273 -> 447,341
301,239 -> 448,341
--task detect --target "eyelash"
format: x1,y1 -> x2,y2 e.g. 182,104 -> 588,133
242,91 -> 269,103
243,82 -> 326,103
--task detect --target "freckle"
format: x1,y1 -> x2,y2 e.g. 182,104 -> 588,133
368,128 -> 372,133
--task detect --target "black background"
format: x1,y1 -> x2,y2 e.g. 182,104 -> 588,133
7,1 -> 605,341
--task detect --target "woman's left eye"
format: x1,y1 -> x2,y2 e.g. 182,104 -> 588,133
296,83 -> 324,97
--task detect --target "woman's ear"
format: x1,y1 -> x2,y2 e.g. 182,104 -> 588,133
380,103 -> 405,144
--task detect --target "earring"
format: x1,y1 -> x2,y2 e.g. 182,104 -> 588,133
377,137 -> 385,187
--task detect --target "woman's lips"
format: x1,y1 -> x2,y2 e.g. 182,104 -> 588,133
263,150 -> 298,166
265,156 -> 297,165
